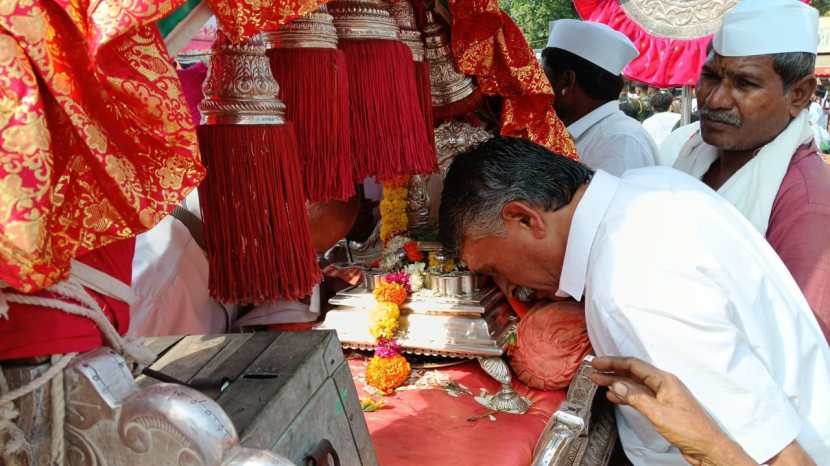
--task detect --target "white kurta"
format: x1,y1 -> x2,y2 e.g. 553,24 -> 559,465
641,111 -> 681,146
556,168 -> 830,465
130,191 -> 235,336
657,122 -> 699,167
567,100 -> 658,176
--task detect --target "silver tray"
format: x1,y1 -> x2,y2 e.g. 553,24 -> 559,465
321,287 -> 515,359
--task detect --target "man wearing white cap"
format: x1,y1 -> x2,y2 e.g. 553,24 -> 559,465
543,19 -> 658,175
673,0 -> 830,343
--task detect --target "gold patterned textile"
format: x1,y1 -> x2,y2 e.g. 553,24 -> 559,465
207,0 -> 329,43
448,0 -> 577,159
0,0 -> 204,292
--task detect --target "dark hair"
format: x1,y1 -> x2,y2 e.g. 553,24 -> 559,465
651,91 -> 674,112
772,52 -> 816,90
439,137 -> 594,254
542,48 -> 624,102
620,100 -> 639,119
706,44 -> 815,91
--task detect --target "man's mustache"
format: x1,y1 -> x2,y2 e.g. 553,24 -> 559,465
700,108 -> 743,128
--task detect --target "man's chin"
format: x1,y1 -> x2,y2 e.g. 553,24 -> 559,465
700,125 -> 737,150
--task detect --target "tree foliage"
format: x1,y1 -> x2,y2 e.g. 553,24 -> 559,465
499,0 -> 577,50
814,0 -> 830,16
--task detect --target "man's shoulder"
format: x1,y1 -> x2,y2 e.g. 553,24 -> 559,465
777,144 -> 830,209
621,166 -> 710,192
593,168 -> 718,253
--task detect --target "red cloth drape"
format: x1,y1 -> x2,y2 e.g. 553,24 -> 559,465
0,0 -> 204,293
0,237 -> 135,360
206,0 -> 328,43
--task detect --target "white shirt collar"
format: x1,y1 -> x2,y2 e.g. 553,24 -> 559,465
556,170 -> 620,301
567,101 -> 621,140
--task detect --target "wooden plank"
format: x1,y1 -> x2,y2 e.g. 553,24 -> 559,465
190,332 -> 281,396
271,379 -> 362,466
332,362 -> 378,466
143,336 -> 186,359
137,335 -> 233,389
218,331 -> 330,450
320,330 -> 345,377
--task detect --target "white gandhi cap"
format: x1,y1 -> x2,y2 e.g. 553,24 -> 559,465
713,0 -> 819,57
545,19 -> 639,76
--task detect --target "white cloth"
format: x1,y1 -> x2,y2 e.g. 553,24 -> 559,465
810,101 -> 823,125
641,111 -> 681,147
568,101 -> 658,176
556,168 -> 830,466
673,111 -> 814,235
130,189 -> 321,336
130,190 -> 235,336
810,101 -> 829,136
546,19 -> 638,75
657,122 -> 699,167
234,286 -> 320,328
713,0 -> 818,57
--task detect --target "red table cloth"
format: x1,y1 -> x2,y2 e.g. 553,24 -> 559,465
348,358 -> 566,466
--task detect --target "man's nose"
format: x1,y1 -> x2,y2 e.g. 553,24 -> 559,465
703,82 -> 734,111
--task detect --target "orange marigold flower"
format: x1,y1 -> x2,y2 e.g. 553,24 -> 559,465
373,282 -> 408,306
366,354 -> 412,393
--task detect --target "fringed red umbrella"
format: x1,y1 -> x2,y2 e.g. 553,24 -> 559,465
576,0 -> 814,88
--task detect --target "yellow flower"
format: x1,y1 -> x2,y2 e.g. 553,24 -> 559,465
369,318 -> 398,340
380,199 -> 396,217
383,186 -> 408,202
366,354 -> 411,393
370,301 -> 400,320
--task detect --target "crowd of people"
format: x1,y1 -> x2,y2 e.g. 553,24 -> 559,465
441,0 -> 830,465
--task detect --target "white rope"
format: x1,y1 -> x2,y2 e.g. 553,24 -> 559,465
0,272 -> 155,464
0,367 -> 26,462
50,355 -> 66,465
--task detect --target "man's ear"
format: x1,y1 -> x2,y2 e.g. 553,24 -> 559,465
788,73 -> 817,117
559,70 -> 576,97
501,201 -> 546,238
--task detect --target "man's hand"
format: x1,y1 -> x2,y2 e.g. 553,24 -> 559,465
590,356 -> 756,466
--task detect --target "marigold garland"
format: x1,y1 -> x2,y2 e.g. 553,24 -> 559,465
380,177 -> 410,242
373,281 -> 408,306
366,354 -> 411,394
366,278 -> 412,393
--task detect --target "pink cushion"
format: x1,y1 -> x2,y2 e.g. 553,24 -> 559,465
509,300 -> 592,391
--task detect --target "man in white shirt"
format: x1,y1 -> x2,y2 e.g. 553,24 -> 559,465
130,190 -> 235,336
641,91 -> 680,146
542,20 -> 657,175
439,137 -> 830,466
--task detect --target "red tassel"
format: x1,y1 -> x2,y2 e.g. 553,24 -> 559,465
197,124 -> 321,303
433,88 -> 485,124
269,48 -> 356,202
339,39 -> 437,180
414,60 -> 435,148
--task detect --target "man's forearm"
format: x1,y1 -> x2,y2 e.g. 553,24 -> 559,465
697,436 -> 756,466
